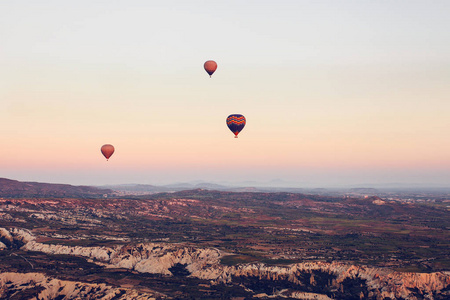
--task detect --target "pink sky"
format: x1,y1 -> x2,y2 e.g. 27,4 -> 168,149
1,1 -> 449,187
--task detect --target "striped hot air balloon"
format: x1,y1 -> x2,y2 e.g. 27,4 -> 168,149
226,114 -> 246,138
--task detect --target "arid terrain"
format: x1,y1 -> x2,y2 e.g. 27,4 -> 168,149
0,178 -> 449,299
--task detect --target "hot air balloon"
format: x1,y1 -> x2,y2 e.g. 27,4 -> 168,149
226,114 -> 246,138
204,60 -> 217,77
101,144 -> 115,161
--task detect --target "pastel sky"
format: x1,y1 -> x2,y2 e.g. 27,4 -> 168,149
1,1 -> 449,187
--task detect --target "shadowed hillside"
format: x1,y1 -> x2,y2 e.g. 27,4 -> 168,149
0,178 -> 113,199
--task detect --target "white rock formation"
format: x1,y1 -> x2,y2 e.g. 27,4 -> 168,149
22,241 -> 221,276
372,199 -> 386,205
227,262 -> 450,300
23,241 -> 114,261
0,272 -> 158,299
288,291 -> 333,300
0,228 -> 13,243
10,227 -> 35,243
4,227 -> 450,299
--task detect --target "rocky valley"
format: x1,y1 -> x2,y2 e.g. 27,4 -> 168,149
0,179 -> 449,299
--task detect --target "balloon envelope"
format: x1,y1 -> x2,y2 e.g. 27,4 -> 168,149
204,60 -> 217,77
101,144 -> 115,160
226,114 -> 246,138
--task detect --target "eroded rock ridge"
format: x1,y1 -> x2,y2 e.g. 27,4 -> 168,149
2,227 -> 449,299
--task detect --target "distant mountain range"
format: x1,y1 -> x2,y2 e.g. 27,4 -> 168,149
1,177 -> 449,199
100,182 -> 450,196
0,178 -> 112,198
0,178 -> 349,199
100,182 -> 307,194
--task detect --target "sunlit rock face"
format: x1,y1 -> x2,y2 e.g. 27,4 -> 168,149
4,227 -> 450,299
10,227 -> 35,243
0,228 -> 13,244
0,227 -> 34,249
202,262 -> 450,300
22,240 -> 222,276
110,243 -> 222,276
23,241 -> 114,261
0,272 -> 157,300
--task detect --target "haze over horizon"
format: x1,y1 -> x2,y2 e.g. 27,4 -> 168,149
1,175 -> 449,190
1,1 -> 449,187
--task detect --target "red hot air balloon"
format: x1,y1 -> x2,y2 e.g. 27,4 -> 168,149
101,144 -> 115,161
204,60 -> 217,77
